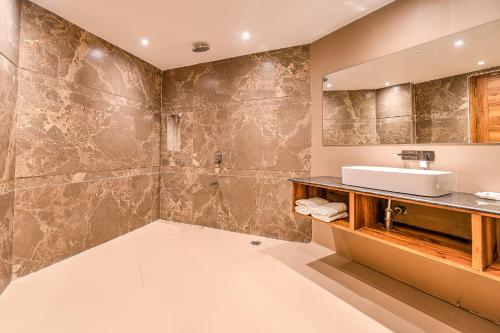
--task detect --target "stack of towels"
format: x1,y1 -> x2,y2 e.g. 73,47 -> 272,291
294,197 -> 348,223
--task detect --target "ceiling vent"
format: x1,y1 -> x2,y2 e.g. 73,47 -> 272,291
192,42 -> 210,53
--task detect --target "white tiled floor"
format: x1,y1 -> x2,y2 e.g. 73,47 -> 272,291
1,220 -> 499,333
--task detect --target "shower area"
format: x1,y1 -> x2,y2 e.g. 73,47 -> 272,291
0,0 -> 312,292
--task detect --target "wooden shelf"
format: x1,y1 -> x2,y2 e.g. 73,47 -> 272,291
293,211 -> 350,229
291,180 -> 500,282
486,261 -> 500,277
357,224 -> 472,268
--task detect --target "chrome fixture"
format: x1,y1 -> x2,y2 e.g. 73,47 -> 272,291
397,150 -> 435,161
213,151 -> 223,166
169,112 -> 182,121
397,150 -> 435,169
192,42 -> 210,53
384,199 -> 407,230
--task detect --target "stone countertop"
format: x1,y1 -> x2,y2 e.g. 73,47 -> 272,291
289,176 -> 500,217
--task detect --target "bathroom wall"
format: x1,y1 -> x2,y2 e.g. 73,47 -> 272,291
12,1 -> 162,277
160,45 -> 312,241
0,0 -> 20,293
311,0 -> 500,193
310,0 -> 500,322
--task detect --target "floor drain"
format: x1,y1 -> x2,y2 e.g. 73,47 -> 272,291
250,240 -> 262,246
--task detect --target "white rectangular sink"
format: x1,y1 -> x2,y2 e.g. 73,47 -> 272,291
341,166 -> 456,197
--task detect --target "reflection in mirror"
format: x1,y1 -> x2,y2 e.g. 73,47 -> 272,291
322,19 -> 500,145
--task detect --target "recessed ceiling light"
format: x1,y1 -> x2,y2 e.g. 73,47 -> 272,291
478,60 -> 486,66
385,82 -> 391,87
241,31 -> 251,40
140,38 -> 149,46
454,40 -> 464,47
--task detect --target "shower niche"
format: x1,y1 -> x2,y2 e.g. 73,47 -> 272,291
166,112 -> 182,151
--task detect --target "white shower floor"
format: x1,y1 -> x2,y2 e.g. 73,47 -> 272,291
0,220 -> 498,333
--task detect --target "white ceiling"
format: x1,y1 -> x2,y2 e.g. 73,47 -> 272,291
31,0 -> 394,70
324,19 -> 500,91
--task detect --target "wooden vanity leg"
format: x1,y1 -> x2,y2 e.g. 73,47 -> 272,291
292,183 -> 307,204
472,214 -> 495,271
349,192 -> 356,230
351,193 -> 380,230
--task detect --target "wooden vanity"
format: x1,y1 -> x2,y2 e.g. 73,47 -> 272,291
291,177 -> 500,281
290,177 -> 500,322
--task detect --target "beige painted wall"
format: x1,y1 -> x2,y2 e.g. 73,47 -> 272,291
311,0 -> 500,193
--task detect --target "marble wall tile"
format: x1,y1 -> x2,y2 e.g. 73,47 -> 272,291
160,170 -> 311,242
0,0 -> 19,294
160,170 -> 195,224
0,55 -> 17,183
322,119 -> 377,145
19,1 -> 161,109
376,83 -> 413,118
0,0 -> 20,65
376,116 -> 414,144
190,96 -> 310,171
15,69 -> 160,178
416,114 -> 469,144
10,1 -> 163,277
161,45 -> 311,241
162,65 -> 197,105
323,84 -> 414,145
0,190 -> 14,293
192,46 -> 310,104
323,90 -> 376,121
415,74 -> 468,144
13,171 -> 159,276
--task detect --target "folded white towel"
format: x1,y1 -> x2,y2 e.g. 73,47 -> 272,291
294,205 -> 311,216
312,202 -> 347,217
475,192 -> 500,201
295,197 -> 329,208
312,212 -> 349,223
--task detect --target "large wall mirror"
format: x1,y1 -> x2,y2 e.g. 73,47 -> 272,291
322,19 -> 500,145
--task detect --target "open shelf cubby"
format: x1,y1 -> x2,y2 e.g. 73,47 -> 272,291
357,223 -> 472,268
292,182 -> 351,226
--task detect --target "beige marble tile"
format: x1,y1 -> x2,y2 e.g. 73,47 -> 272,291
15,69 -> 160,178
161,170 -> 311,242
191,96 -> 310,171
13,171 -> 159,277
415,74 -> 468,144
323,90 -> 376,121
160,45 -> 311,241
323,119 -> 377,145
0,0 -> 20,65
0,190 -> 14,293
191,46 -> 310,104
375,83 -> 413,119
377,116 -> 414,144
0,55 -> 17,183
19,1 -> 161,109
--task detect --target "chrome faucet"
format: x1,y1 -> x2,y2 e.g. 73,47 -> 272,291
213,151 -> 223,166
397,150 -> 435,169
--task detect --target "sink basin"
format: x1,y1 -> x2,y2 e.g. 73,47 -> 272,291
341,166 -> 456,197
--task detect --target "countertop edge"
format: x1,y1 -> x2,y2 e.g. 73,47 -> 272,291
289,177 -> 500,217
